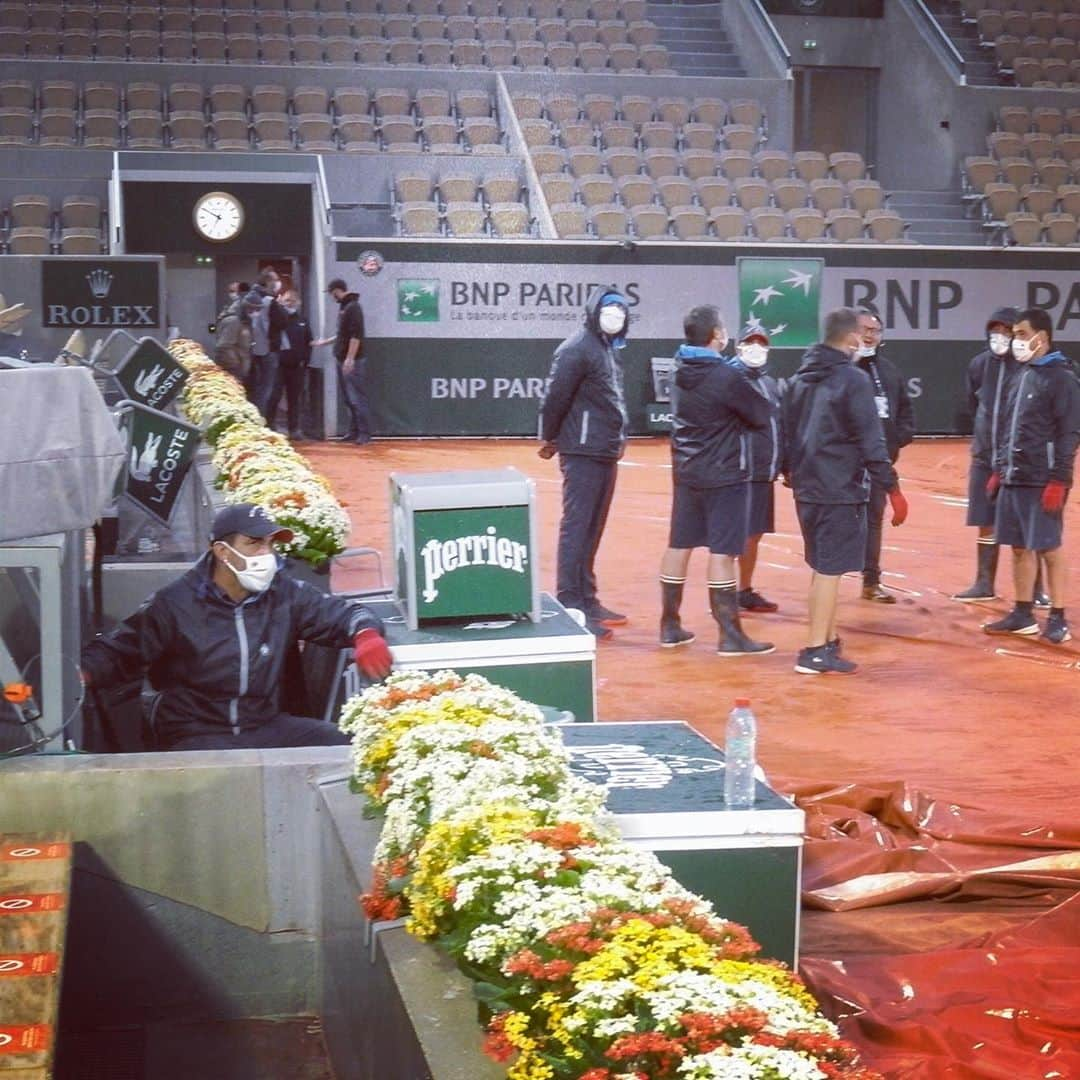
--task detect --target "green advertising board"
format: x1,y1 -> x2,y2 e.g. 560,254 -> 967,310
118,402 -> 200,525
114,337 -> 188,411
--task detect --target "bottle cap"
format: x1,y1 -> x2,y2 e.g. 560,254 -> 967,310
734,697 -> 751,707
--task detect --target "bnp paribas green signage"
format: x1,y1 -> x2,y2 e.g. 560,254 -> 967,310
737,257 -> 823,349
412,505 -> 532,620
397,279 -> 440,323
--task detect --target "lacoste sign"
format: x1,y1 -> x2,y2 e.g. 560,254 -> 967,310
113,337 -> 188,410
41,259 -> 162,330
119,403 -> 199,524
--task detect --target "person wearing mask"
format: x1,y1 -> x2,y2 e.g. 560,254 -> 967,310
317,278 -> 369,445
217,280 -> 250,323
214,290 -> 260,384
782,307 -> 908,676
81,503 -> 394,750
267,288 -> 313,441
983,308 -> 1080,644
953,306 -> 1019,602
657,307 -> 773,654
538,286 -> 630,640
732,326 -> 783,616
853,308 -> 915,604
248,268 -> 288,419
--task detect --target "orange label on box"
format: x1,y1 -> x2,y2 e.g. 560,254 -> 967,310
0,1024 -> 52,1053
0,894 -> 65,914
0,842 -> 71,861
0,953 -> 59,976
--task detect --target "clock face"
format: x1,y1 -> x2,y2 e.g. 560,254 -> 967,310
193,191 -> 244,242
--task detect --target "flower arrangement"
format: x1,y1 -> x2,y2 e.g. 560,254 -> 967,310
168,340 -> 350,566
346,670 -> 882,1080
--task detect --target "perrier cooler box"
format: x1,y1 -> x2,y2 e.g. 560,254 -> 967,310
390,468 -> 540,629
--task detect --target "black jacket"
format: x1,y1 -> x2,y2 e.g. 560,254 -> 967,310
781,343 -> 898,505
81,554 -> 383,744
281,309 -> 313,367
854,350 -> 914,463
539,286 -> 627,460
994,351 -> 1080,487
744,366 -> 783,483
670,348 -> 770,488
968,355 -> 1017,471
334,292 -> 365,363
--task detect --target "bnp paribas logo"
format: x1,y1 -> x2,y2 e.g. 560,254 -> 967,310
397,279 -> 439,323
737,258 -> 823,349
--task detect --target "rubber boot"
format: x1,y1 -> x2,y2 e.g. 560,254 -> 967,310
1033,559 -> 1051,609
708,583 -> 774,656
952,539 -> 999,602
659,578 -> 695,647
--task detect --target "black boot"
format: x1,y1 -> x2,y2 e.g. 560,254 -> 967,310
709,583 -> 774,656
952,539 -> 998,602
659,578 -> 695,648
1033,560 -> 1051,609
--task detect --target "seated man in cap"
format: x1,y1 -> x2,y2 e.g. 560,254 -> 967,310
81,503 -> 393,751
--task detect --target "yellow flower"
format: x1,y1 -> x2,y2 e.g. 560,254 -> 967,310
711,959 -> 820,1012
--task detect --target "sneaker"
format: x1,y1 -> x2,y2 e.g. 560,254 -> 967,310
738,588 -> 779,613
584,618 -> 614,641
586,603 -> 628,627
1042,612 -> 1072,644
951,583 -> 997,603
982,609 -> 1040,635
1033,592 -> 1052,610
794,645 -> 858,675
659,620 -> 695,648
861,584 -> 896,604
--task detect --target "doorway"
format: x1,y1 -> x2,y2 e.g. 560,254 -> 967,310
793,67 -> 878,167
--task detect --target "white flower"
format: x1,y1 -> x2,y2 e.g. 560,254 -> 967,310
679,1044 -> 829,1080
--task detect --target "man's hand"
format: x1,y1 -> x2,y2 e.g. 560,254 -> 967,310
537,442 -> 557,460
1042,479 -> 1067,513
343,357 -> 355,376
888,487 -> 909,526
354,629 -> 392,680
986,472 -> 1001,499
781,473 -> 792,489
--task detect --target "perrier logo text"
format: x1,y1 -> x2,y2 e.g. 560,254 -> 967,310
421,527 -> 528,603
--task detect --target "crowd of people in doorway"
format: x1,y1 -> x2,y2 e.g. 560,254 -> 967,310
540,286 -> 1080,674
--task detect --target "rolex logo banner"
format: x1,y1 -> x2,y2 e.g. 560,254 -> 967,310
114,337 -> 188,410
41,258 -> 162,330
118,404 -> 199,524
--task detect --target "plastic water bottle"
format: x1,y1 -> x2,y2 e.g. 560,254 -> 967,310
724,698 -> 757,809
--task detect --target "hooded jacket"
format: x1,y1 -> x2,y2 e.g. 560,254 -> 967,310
539,286 -> 627,460
740,363 -> 783,483
249,286 -> 288,356
333,291 -> 365,363
967,306 -> 1020,469
853,349 -> 914,463
781,343 -> 898,504
214,297 -> 253,378
671,347 -> 770,488
994,349 -> 1080,487
281,307 -> 313,367
81,553 -> 383,744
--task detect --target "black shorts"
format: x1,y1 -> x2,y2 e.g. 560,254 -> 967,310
967,461 -> 996,528
669,481 -> 749,556
994,485 -> 1065,551
796,501 -> 867,575
746,481 -> 775,537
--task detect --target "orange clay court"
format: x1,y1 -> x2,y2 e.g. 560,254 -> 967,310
312,434 -> 1080,1073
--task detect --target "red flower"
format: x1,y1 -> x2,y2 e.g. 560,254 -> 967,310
526,822 -> 597,850
605,1032 -> 687,1071
578,1070 -> 612,1080
482,1015 -> 515,1063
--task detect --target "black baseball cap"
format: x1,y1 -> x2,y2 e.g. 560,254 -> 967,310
739,325 -> 770,346
211,503 -> 294,544
326,278 -> 348,293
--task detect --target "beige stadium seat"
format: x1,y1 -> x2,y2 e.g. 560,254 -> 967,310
653,97 -> 688,127
568,18 -> 599,43
545,94 -> 581,124
126,110 -> 166,149
788,207 -> 826,242
772,178 -> 809,212
693,97 -> 727,127
983,182 -> 1022,220
541,173 -> 576,205
577,42 -> 609,71
865,209 -> 906,242
616,174 -> 656,208
439,174 -> 478,203
750,206 -> 787,241
374,88 -> 410,117
657,175 -> 693,211
28,27 -> 62,57
296,115 -> 336,151
380,115 -> 418,146
578,174 -> 617,206
339,117 -> 377,152
847,179 -> 885,213
64,6 -> 94,33
597,147 -> 636,178
414,13 -> 445,37
539,19 -> 569,42
261,36 -> 293,65
456,91 -> 491,119
322,13 -> 354,36
631,205 -> 669,238
84,110 -> 122,148
397,174 -> 435,203
334,88 -> 370,117
1043,212 -> 1078,244
829,152 -> 866,182
532,146 -> 569,174
752,149 -> 790,182
608,44 -> 639,72
1035,157 -> 1071,188
445,15 -> 476,40
964,156 -> 1000,193
600,120 -> 636,149
709,206 -> 748,242
0,108 -> 33,145
551,203 -> 589,237
644,148 -> 679,180
621,0 -> 648,19
60,228 -> 102,255
568,147 -> 603,176
1005,211 -> 1043,244
560,120 -> 595,149
0,7 -> 28,34
94,31 -> 128,59
1022,184 -> 1058,217
1056,133 -> 1080,161
733,177 -> 769,211
416,89 -> 451,119
546,40 -> 579,68
84,83 -> 121,114
9,227 -> 52,255
387,38 -> 421,65
400,202 -> 441,236
1000,156 -> 1036,188
517,41 -> 549,68
224,10 -> 257,34
445,202 -> 487,237
291,37 -> 325,64
681,122 -> 718,151
619,95 -> 653,125
695,176 -> 732,212
713,149 -> 750,180
589,203 -> 628,239
809,178 -> 847,213
194,11 -> 225,33
584,94 -> 617,124
65,35 -> 95,59
671,205 -> 709,239
519,119 -> 555,147
294,87 -> 331,116
639,44 -> 672,72
1033,106 -> 1065,135
40,81 -> 77,110
194,34 -> 228,61
210,113 -> 251,150
1057,184 -> 1080,216
826,208 -> 865,242
463,117 -> 500,149
640,120 -> 676,150
253,85 -> 289,115
562,0 -> 591,17
452,40 -> 485,66
332,36 -> 365,63
1024,131 -> 1056,159
490,203 -> 530,237
169,112 -> 207,150
680,149 -> 719,181
628,19 -> 659,46
11,194 -> 52,229
721,123 -> 756,152
127,84 -> 164,114
442,0 -> 469,12
729,99 -> 763,128
421,116 -> 458,149
0,81 -> 34,110
988,130 -> 1024,158
38,108 -> 78,147
1013,57 -> 1044,87
382,13 -> 413,37
482,175 -> 520,204
162,33 -> 195,62
169,84 -> 204,115
998,104 -> 1033,133
209,85 -> 247,116
793,151 -> 829,182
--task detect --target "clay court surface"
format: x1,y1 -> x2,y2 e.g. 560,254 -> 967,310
308,435 -> 1080,1075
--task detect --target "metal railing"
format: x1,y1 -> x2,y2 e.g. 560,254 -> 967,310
748,0 -> 791,74
907,0 -> 966,83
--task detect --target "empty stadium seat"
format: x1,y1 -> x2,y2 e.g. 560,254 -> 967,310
551,203 -> 589,238
865,209 -> 906,243
695,176 -> 733,212
1005,210 -> 1043,244
445,202 -> 487,236
9,227 -> 52,254
631,204 -> 669,238
671,205 -> 709,240
709,206 -> 747,241
826,208 -> 865,243
400,201 -> 441,236
589,204 -> 628,239
60,227 -> 102,254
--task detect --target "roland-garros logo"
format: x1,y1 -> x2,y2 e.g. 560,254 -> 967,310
420,527 -> 528,603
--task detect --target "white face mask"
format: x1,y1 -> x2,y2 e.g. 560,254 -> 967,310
220,542 -> 278,593
988,333 -> 1011,356
855,344 -> 877,359
1012,336 -> 1037,363
598,305 -> 627,336
738,344 -> 768,368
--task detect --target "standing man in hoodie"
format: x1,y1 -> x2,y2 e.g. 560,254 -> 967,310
782,307 -> 909,675
319,277 -> 369,445
853,307 -> 915,604
952,306 -> 1019,602
249,268 -> 288,420
539,286 -> 630,640
657,306 -> 773,655
983,308 -> 1080,644
733,326 -> 784,616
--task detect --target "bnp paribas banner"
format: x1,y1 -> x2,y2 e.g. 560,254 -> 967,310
331,241 -> 1080,437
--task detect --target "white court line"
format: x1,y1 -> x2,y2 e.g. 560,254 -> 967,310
762,562 -> 797,571
994,647 -> 1078,670
932,496 -> 969,507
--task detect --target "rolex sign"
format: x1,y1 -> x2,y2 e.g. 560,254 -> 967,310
41,258 -> 162,330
